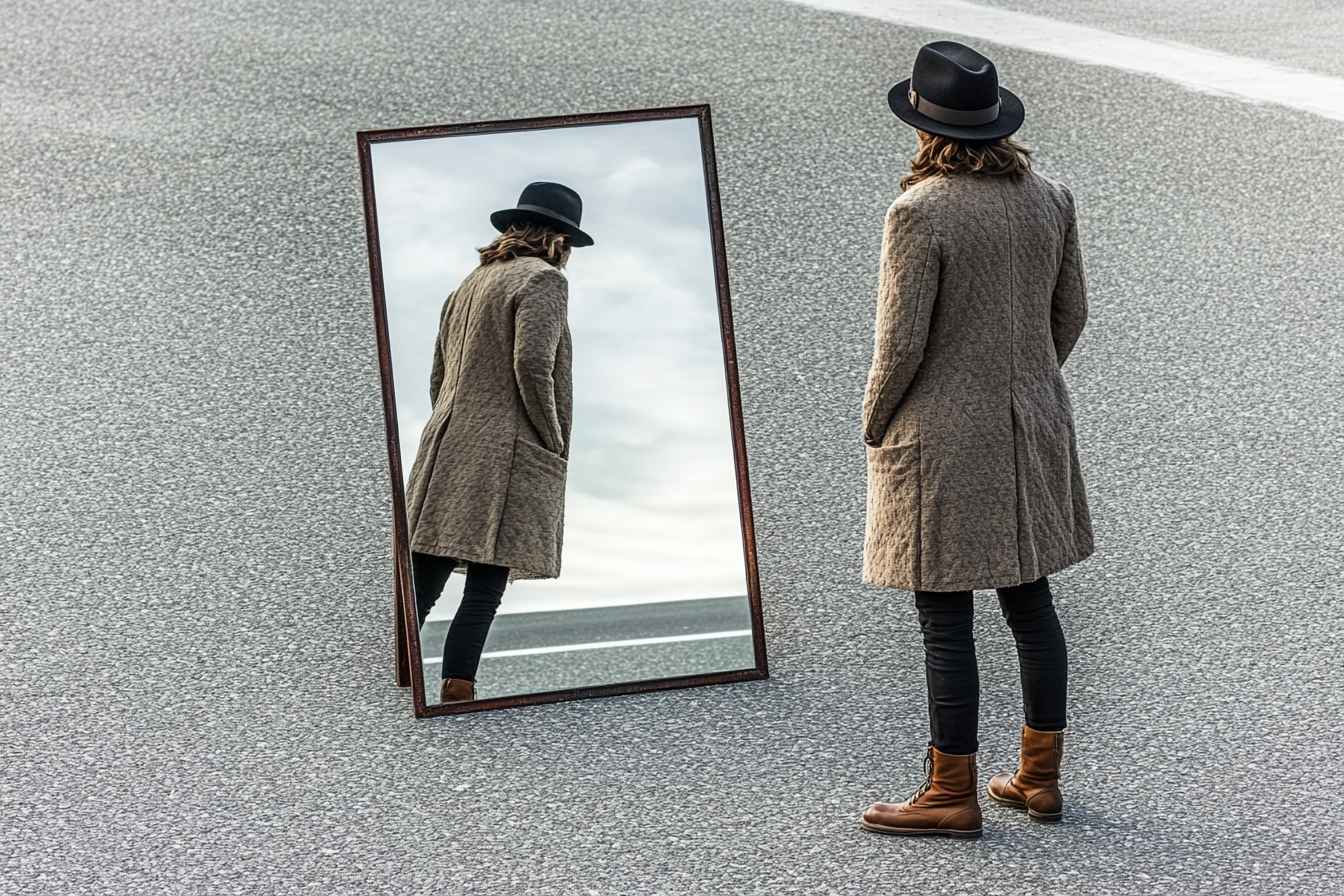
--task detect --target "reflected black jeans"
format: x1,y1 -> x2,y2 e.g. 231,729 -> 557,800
915,574 -> 1068,755
411,551 -> 510,681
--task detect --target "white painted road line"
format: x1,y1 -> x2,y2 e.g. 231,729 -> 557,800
792,0 -> 1344,123
420,629 -> 755,665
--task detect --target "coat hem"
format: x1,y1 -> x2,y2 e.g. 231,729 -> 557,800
863,539 -> 1094,592
408,538 -> 559,581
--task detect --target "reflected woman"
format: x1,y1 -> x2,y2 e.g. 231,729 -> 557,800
404,181 -> 592,705
858,42 -> 1094,837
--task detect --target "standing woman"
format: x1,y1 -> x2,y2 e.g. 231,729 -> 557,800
858,42 -> 1095,838
403,181 -> 592,705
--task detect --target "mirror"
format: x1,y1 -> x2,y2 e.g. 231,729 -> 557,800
358,105 -> 767,716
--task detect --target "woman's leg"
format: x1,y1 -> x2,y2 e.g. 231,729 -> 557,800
440,561 -> 510,681
914,590 -> 979,754
995,575 -> 1068,730
410,551 -> 457,631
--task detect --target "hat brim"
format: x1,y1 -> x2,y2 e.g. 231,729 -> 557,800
490,207 -> 594,247
887,78 -> 1025,142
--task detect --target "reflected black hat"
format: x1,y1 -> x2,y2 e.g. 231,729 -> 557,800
489,181 -> 594,248
888,40 -> 1025,142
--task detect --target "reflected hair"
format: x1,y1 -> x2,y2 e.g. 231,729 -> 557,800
901,131 -> 1034,191
477,222 -> 571,268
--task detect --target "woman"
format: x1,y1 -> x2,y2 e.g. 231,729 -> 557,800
403,181 -> 592,705
858,42 -> 1094,838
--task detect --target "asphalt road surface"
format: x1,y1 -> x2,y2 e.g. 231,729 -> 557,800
965,0 -> 1344,78
4,2 -> 1343,895
418,596 -> 757,701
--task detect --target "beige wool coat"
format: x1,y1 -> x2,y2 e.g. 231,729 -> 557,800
404,254 -> 573,581
861,169 -> 1095,592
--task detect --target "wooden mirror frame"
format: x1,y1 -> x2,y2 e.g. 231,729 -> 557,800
356,103 -> 767,717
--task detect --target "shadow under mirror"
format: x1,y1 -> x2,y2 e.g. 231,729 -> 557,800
358,105 -> 767,717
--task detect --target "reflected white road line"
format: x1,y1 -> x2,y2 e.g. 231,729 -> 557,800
793,0 -> 1344,123
420,629 -> 755,665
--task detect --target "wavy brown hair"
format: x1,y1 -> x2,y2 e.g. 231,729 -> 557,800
900,130 -> 1034,191
477,221 -> 571,268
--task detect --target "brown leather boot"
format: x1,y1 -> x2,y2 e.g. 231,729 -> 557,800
439,677 -> 476,703
860,744 -> 983,838
986,724 -> 1065,822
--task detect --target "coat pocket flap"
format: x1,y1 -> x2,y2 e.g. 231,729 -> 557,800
514,435 -> 567,478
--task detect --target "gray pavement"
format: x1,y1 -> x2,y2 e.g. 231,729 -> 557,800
973,0 -> 1344,78
3,1 -> 1344,894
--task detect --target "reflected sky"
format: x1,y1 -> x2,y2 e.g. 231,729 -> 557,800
369,116 -> 748,615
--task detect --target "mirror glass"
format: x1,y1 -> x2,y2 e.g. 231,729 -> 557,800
360,107 -> 767,715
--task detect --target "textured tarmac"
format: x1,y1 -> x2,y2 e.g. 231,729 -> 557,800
973,0 -> 1344,78
3,2 -> 1343,894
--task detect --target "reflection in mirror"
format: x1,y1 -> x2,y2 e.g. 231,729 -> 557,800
359,106 -> 767,716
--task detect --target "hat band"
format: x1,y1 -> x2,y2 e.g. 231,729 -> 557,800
514,203 -> 581,230
908,87 -> 1000,126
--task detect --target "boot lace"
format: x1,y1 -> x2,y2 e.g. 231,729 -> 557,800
907,747 -> 934,804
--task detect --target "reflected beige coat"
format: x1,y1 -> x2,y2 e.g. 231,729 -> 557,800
862,170 -> 1095,592
405,255 -> 573,581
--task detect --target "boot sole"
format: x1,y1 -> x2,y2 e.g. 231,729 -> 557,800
985,786 -> 1063,823
859,819 -> 982,839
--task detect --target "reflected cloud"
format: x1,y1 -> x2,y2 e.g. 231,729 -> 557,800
371,116 -> 747,614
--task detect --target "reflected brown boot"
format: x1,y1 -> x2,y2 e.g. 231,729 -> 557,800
439,677 -> 476,703
986,724 -> 1065,822
861,744 -> 983,838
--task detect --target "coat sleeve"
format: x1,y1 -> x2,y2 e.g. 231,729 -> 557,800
428,290 -> 455,406
513,266 -> 569,455
862,201 -> 941,447
1051,185 -> 1089,368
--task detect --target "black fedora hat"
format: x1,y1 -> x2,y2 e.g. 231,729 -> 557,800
888,40 -> 1024,142
490,181 -> 594,248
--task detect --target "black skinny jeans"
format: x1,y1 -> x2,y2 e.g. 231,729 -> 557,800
915,574 -> 1067,755
411,551 -> 509,682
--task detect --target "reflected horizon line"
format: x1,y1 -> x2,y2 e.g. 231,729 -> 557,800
421,628 -> 754,662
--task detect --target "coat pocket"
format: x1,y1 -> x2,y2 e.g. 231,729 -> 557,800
495,434 -> 569,574
864,432 -> 923,583
1011,388 -> 1076,542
